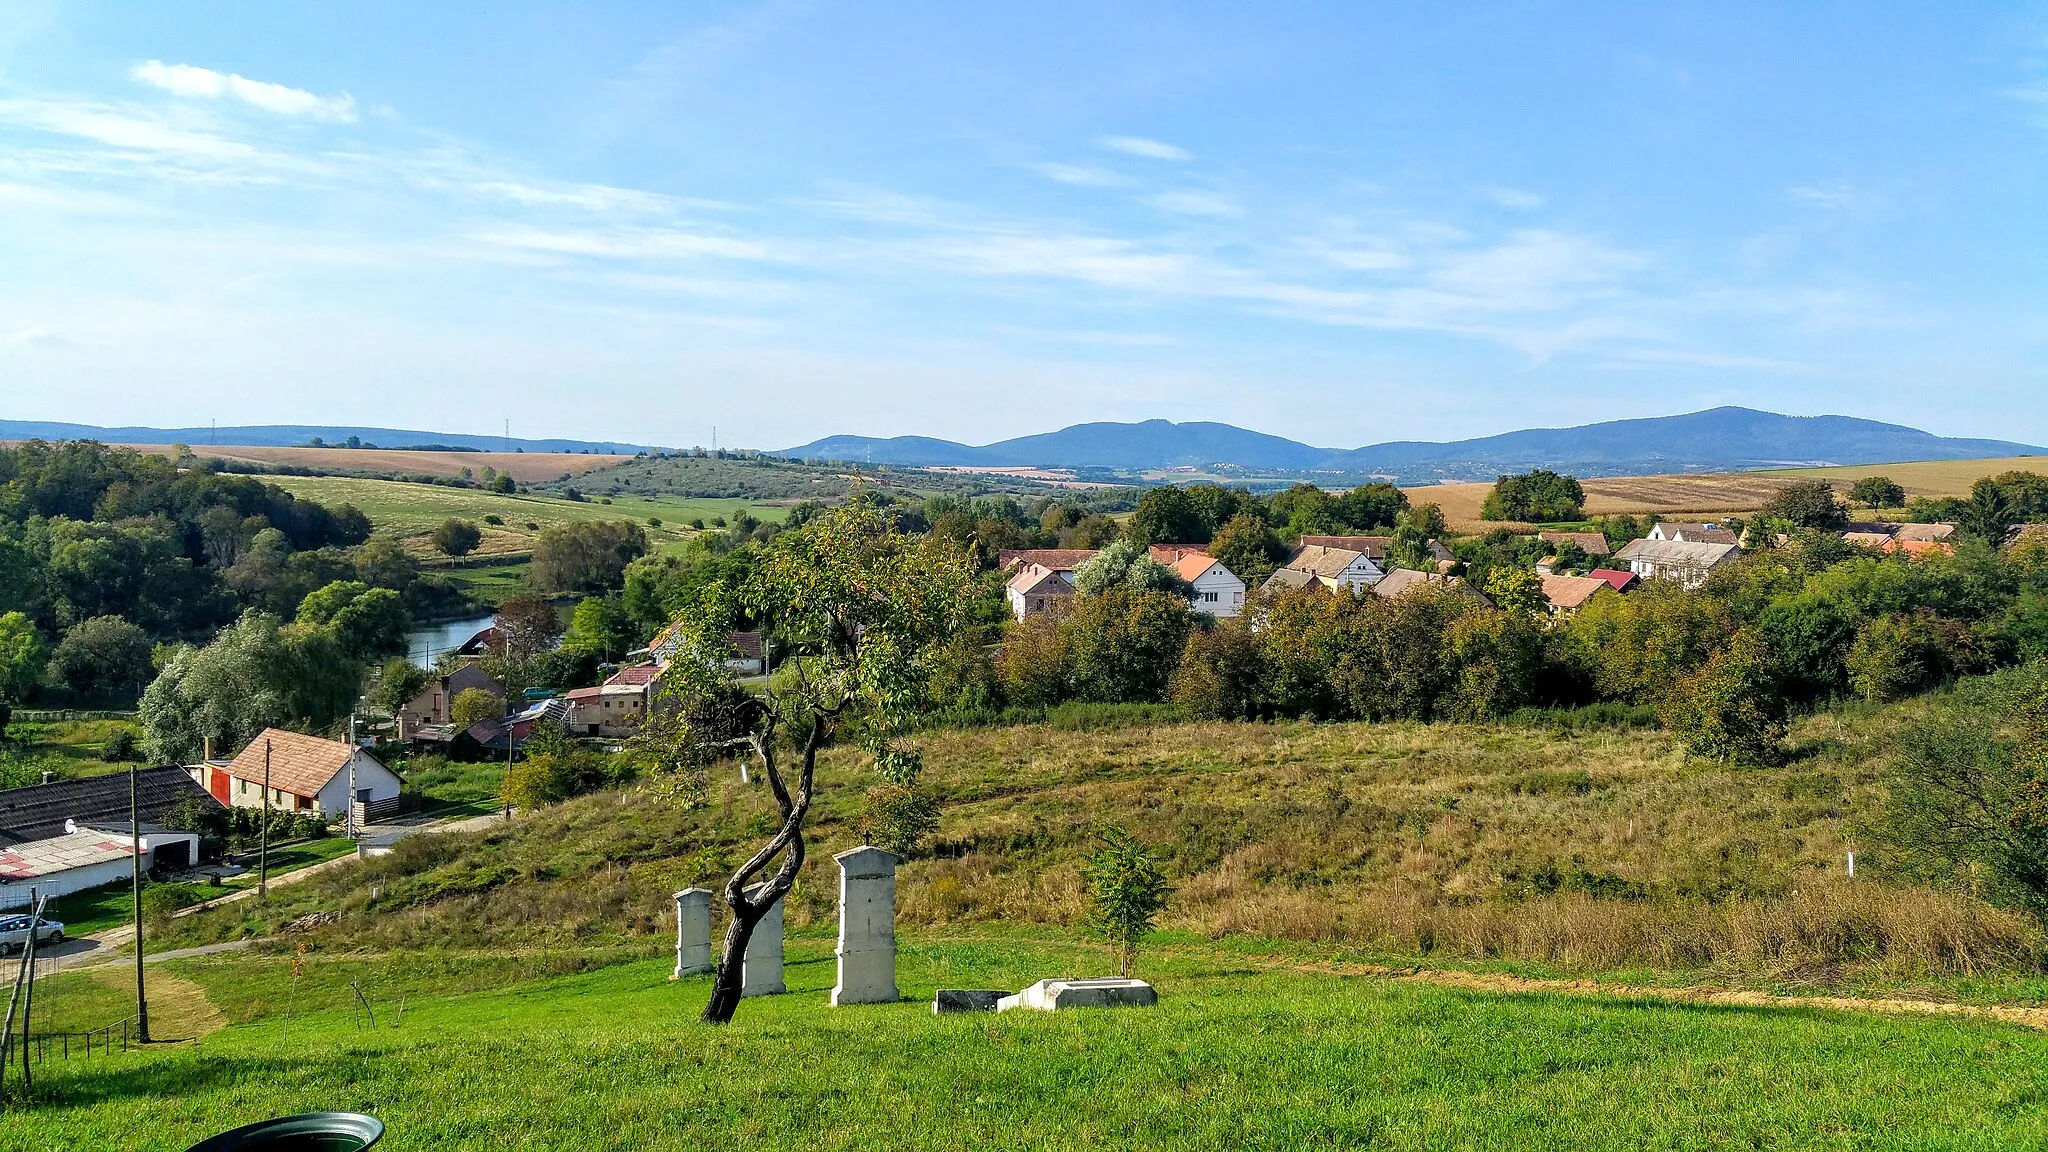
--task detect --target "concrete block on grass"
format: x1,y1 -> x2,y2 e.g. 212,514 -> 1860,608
933,990 -> 1005,1014
995,978 -> 1158,1012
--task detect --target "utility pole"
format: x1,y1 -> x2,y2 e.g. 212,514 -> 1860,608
259,739 -> 272,897
129,765 -> 149,1043
346,707 -> 358,840
18,908 -> 34,1094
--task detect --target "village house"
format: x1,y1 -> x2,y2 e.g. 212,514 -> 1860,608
1,824 -> 202,907
1269,544 -> 1384,593
645,623 -> 770,675
1148,547 -> 1246,617
1587,568 -> 1640,593
0,765 -> 221,847
1005,562 -> 1076,621
1537,531 -> 1611,557
568,664 -> 664,736
398,663 -> 505,737
1538,573 -> 1616,617
1371,568 -> 1492,605
196,729 -> 404,820
996,549 -> 1098,578
1614,538 -> 1740,589
1646,521 -> 1738,545
1296,535 -> 1454,572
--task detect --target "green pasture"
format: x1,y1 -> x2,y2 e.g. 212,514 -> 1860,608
9,934 -> 2048,1150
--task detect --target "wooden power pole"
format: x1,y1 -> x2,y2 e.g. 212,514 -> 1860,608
259,739 -> 272,897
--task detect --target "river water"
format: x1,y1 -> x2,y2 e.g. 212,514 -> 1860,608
407,614 -> 497,669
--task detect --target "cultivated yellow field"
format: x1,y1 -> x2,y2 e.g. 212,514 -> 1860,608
121,443 -> 631,482
1408,456 -> 2044,530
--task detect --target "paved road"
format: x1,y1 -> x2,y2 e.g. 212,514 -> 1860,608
39,807 -> 512,973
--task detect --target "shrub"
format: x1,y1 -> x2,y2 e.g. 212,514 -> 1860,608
1083,826 -> 1173,978
432,519 -> 483,557
1659,629 -> 1787,764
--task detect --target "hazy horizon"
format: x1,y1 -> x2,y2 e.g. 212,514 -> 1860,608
2,3 -> 2044,450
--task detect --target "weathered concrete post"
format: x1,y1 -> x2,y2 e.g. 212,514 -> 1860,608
672,888 -> 712,979
740,882 -> 786,997
831,845 -> 903,1006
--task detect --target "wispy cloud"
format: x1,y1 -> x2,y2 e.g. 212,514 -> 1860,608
1787,181 -> 1874,212
1096,135 -> 1191,161
1031,162 -> 1130,187
0,96 -> 259,158
1485,187 -> 1544,210
130,61 -> 357,123
1144,190 -> 1243,218
467,225 -> 779,263
9,329 -> 72,348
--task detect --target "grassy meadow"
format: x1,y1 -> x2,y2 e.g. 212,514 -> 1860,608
265,475 -> 793,560
13,938 -> 2048,1150
0,717 -> 145,783
120,444 -> 634,483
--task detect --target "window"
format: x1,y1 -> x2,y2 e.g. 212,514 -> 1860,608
1203,591 -> 1218,602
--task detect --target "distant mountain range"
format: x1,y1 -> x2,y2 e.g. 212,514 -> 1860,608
0,421 -> 659,455
787,408 -> 2045,482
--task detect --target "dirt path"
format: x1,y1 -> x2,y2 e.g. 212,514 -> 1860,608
86,963 -> 226,1041
1229,950 -> 2048,1031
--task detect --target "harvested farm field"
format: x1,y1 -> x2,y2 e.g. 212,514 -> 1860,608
120,443 -> 633,482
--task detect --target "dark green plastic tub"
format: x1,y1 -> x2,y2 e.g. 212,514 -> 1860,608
183,1112 -> 384,1151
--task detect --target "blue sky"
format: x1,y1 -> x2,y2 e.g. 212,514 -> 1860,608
1,2 -> 2044,451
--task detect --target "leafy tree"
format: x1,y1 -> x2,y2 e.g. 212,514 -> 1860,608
495,594 -> 565,660
1269,484 -> 1336,536
1206,512 -> 1288,587
1759,480 -> 1848,531
1874,670 -> 2048,923
1564,581 -> 1731,704
1849,476 -> 1906,512
450,686 -> 504,728
564,595 -> 633,661
1659,629 -> 1787,764
1083,826 -> 1172,978
297,580 -> 411,660
1846,613 -> 1952,701
1444,608 -> 1547,720
1484,566 -> 1546,615
642,501 -> 981,1023
137,613 -> 362,765
1128,486 -> 1209,545
43,615 -> 154,705
0,611 -> 46,703
1170,619 -> 1269,720
1064,587 -> 1197,704
367,656 -> 430,717
1960,476 -> 2021,543
353,535 -> 419,590
995,612 -> 1073,708
1385,504 -> 1448,572
1481,470 -> 1585,522
529,520 -> 649,592
432,518 -> 483,557
1073,539 -> 1192,598
1333,482 -> 1408,531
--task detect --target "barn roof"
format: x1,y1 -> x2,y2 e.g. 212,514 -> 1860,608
0,766 -> 222,845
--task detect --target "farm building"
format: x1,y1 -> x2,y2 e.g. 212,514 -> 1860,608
568,667 -> 665,737
1537,531 -> 1611,557
1296,535 -> 1392,560
197,729 -> 403,818
1538,573 -> 1616,617
1646,522 -> 1738,545
0,766 -> 222,846
1270,545 -> 1384,593
996,549 -> 1099,578
1149,548 -> 1247,618
1371,568 -> 1491,606
0,824 -> 201,908
1615,538 -> 1740,589
398,663 -> 505,736
1006,562 -> 1076,621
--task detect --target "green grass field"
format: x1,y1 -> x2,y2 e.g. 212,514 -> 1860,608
266,475 -> 792,560
0,718 -> 146,783
10,934 -> 2048,1150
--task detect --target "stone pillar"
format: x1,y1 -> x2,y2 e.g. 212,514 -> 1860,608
672,888 -> 712,979
740,882 -> 786,997
831,845 -> 902,1006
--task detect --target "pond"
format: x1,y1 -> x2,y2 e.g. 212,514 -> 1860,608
406,614 -> 496,669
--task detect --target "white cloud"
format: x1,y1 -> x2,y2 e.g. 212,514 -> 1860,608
1485,187 -> 1545,210
1308,245 -> 1411,272
10,329 -> 72,348
1097,135 -> 1191,161
0,97 -> 258,157
1787,181 -> 1874,212
468,225 -> 778,263
1144,190 -> 1244,218
129,61 -> 358,123
1031,162 -> 1129,187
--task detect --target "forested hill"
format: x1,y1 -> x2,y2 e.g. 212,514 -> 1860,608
785,407 -> 2045,481
0,420 -> 658,455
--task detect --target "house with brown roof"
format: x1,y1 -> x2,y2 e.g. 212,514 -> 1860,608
1537,531 -> 1611,557
1615,538 -> 1740,589
1272,544 -> 1384,593
1371,568 -> 1492,606
1892,523 -> 1956,543
996,549 -> 1099,577
398,663 -> 504,737
1149,549 -> 1246,618
1006,562 -> 1076,621
1538,573 -> 1616,617
197,729 -> 403,818
1297,535 -> 1392,559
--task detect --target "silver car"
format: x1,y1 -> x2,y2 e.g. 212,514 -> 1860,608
0,914 -> 63,954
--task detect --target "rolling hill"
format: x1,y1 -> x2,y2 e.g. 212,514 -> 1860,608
0,419 -> 661,455
785,407 -> 2044,482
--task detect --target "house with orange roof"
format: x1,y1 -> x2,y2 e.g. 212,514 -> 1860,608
201,729 -> 403,818
1151,549 -> 1246,618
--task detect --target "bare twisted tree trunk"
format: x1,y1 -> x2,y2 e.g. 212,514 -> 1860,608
701,713 -> 825,1024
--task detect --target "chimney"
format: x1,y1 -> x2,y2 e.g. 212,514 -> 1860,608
203,735 -> 213,762
40,771 -> 54,785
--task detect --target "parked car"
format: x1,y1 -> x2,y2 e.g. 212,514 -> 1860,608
0,914 -> 64,954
